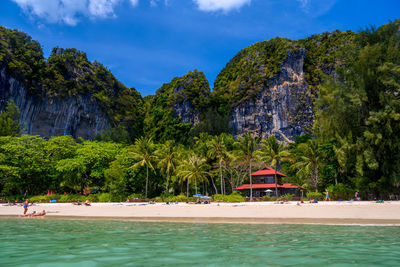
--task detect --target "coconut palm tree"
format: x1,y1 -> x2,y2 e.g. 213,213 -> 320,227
256,135 -> 291,197
235,133 -> 260,201
176,154 -> 210,198
207,134 -> 227,194
156,140 -> 178,193
130,136 -> 156,198
290,139 -> 323,191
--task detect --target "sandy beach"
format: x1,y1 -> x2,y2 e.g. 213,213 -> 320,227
1,201 -> 400,225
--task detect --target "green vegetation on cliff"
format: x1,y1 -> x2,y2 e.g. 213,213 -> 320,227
212,31 -> 355,111
0,26 -> 144,141
213,37 -> 294,110
144,70 -> 210,144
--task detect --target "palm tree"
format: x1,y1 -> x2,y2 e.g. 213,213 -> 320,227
235,133 -> 259,201
207,134 -> 227,195
256,135 -> 291,197
130,136 -> 156,198
176,154 -> 209,198
156,140 -> 178,193
290,139 -> 322,191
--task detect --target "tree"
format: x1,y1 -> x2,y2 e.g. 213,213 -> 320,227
235,133 -> 259,201
129,136 -> 156,198
156,140 -> 178,193
207,134 -> 228,194
313,21 -> 400,196
0,101 -> 21,137
290,139 -> 323,192
256,136 -> 290,197
56,141 -> 120,194
176,154 -> 209,197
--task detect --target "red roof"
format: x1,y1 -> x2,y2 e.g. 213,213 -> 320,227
235,183 -> 302,190
251,166 -> 287,177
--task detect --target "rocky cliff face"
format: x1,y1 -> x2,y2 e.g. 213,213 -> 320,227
0,68 -> 110,139
172,83 -> 201,125
229,49 -> 313,142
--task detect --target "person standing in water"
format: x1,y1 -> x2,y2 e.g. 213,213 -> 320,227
325,190 -> 330,201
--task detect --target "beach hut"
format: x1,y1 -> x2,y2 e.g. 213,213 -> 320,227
235,166 -> 302,197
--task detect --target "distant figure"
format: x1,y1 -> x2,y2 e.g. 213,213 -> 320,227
355,191 -> 360,201
325,190 -> 330,201
73,201 -> 82,206
33,210 -> 46,216
20,211 -> 36,217
84,200 -> 91,206
23,200 -> 29,214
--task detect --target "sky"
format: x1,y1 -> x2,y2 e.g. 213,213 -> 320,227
0,0 -> 399,96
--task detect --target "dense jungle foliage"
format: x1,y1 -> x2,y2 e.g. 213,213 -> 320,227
0,20 -> 400,201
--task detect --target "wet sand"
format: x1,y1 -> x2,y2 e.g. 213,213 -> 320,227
2,201 -> 400,225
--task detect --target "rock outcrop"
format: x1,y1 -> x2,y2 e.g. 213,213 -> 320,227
0,68 -> 110,139
229,49 -> 313,142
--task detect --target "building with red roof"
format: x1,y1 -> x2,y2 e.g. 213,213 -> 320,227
235,167 -> 303,197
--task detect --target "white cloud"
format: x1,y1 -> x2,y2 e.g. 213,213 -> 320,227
150,0 -> 158,7
296,0 -> 336,17
130,0 -> 139,6
193,0 -> 251,13
12,0 -> 139,26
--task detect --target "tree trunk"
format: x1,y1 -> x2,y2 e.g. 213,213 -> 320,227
166,169 -> 170,192
274,166 -> 279,197
219,159 -> 224,195
249,159 -> 253,202
210,176 -> 218,194
145,165 -> 149,198
186,178 -> 189,198
195,176 -> 198,195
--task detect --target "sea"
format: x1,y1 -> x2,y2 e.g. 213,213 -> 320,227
1,218 -> 399,266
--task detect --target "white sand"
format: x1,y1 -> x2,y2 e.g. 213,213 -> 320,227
2,201 -> 400,225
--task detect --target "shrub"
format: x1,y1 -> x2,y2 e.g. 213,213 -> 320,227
326,183 -> 355,200
213,192 -> 245,202
59,195 -> 84,202
306,192 -> 324,200
85,194 -> 99,202
278,194 -> 295,201
262,195 -> 277,201
169,194 -> 189,202
30,195 -> 63,202
98,193 -> 112,202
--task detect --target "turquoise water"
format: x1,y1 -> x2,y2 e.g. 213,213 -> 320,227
1,219 -> 400,266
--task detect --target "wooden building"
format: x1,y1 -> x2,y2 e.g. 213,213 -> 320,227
235,167 -> 302,197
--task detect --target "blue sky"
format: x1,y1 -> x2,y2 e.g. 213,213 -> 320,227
0,0 -> 399,96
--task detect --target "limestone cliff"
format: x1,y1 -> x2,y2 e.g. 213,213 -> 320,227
213,31 -> 354,141
171,71 -> 210,125
0,26 -> 144,140
0,68 -> 110,139
229,49 -> 313,142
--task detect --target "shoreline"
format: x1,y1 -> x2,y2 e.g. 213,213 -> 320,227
2,215 -> 400,226
2,201 -> 400,226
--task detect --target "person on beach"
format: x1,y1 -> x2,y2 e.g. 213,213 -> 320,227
325,191 -> 330,201
355,191 -> 359,201
23,199 -> 29,214
33,210 -> 46,216
84,200 -> 91,206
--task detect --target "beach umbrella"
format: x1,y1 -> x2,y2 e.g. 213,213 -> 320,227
265,189 -> 273,192
193,194 -> 203,197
